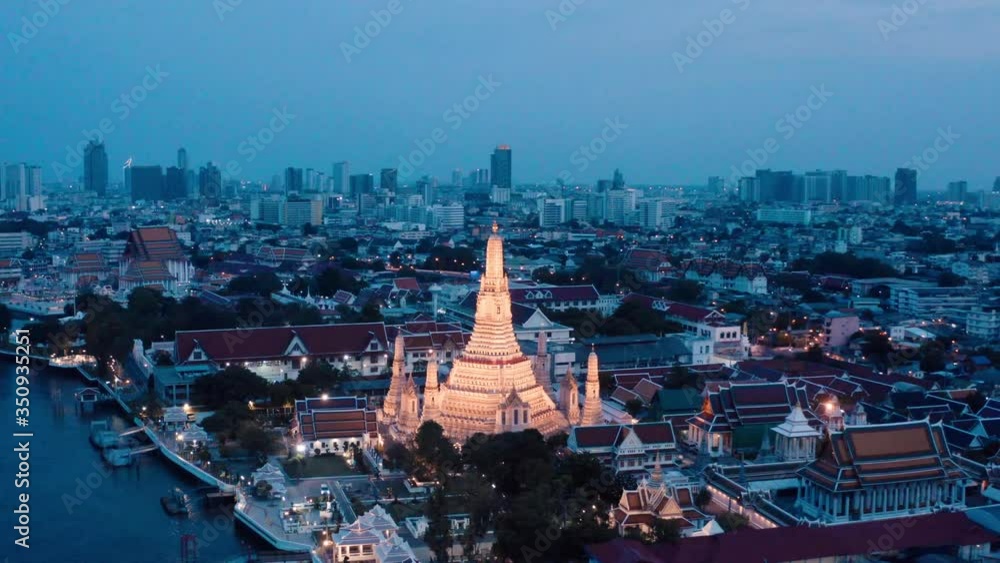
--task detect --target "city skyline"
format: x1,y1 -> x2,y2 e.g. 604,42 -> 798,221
2,1 -> 998,189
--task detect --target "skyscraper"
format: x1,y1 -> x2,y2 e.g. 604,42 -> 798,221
4,163 -> 26,206
199,163 -> 222,199
350,173 -> 374,198
451,169 -> 463,186
946,180 -> 968,203
128,165 -> 164,202
380,168 -> 398,192
332,161 -> 349,194
84,141 -> 108,196
165,167 -> 186,200
177,147 -> 188,170
284,167 -> 303,193
612,168 -> 625,190
894,168 -> 917,206
993,177 -> 1000,194
490,145 -> 512,190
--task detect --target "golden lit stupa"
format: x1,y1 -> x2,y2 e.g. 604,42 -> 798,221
429,223 -> 570,440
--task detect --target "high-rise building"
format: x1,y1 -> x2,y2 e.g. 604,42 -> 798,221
803,171 -> 832,202
596,179 -> 612,193
612,168 -> 625,190
946,180 -> 968,203
284,197 -> 323,228
754,169 -> 795,202
844,175 -> 891,204
128,165 -> 164,202
332,161 -> 349,194
994,177 -> 1000,194
829,170 -> 847,201
350,173 -> 374,198
84,141 -> 108,196
490,145 -> 512,190
428,203 -> 465,231
707,176 -> 724,194
4,163 -> 26,206
199,163 -> 222,199
164,167 -> 187,200
894,168 -> 917,206
451,169 -> 463,186
538,198 -> 566,228
177,147 -> 188,170
284,167 -> 303,193
380,168 -> 398,192
739,177 -> 760,202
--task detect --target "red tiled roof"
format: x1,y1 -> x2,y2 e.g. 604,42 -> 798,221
124,227 -> 185,262
800,420 -> 965,492
175,322 -> 388,364
292,395 -> 378,441
587,512 -> 998,563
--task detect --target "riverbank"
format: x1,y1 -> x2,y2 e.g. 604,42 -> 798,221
2,355 -> 321,562
80,364 -> 322,562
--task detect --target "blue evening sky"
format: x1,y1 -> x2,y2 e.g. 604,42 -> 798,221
1,0 -> 997,189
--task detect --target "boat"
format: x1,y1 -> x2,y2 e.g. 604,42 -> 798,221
160,487 -> 192,516
89,420 -> 119,448
102,447 -> 132,467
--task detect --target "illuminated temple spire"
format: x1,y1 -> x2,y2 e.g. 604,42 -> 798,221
381,332 -> 405,420
580,345 -> 603,426
430,224 -> 570,440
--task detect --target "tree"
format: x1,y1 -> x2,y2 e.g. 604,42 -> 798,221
624,399 -> 644,417
77,293 -> 131,376
648,519 -> 682,544
296,360 -> 345,392
415,421 -> 459,481
694,488 -> 711,509
717,512 -> 750,532
667,279 -> 703,303
193,366 -> 270,409
0,304 -> 11,335
237,422 -> 276,458
424,487 -> 452,562
938,271 -> 965,287
227,272 -> 283,296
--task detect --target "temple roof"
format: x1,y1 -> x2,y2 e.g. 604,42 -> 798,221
800,420 -> 966,492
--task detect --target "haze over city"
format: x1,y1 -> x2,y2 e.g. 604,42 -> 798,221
2,0 -> 999,188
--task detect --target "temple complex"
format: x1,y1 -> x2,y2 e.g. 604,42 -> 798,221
381,224 -> 593,441
797,419 -> 967,523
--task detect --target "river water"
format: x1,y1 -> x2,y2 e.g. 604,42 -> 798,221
1,363 -> 268,562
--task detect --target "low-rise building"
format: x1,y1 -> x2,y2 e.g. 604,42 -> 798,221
568,422 -> 677,474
